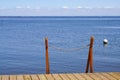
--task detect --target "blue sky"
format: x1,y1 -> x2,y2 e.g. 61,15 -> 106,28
0,0 -> 120,16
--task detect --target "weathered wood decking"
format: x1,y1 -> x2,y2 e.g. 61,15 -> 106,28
0,72 -> 120,80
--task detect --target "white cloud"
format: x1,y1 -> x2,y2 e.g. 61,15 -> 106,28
62,6 -> 69,9
76,6 -> 93,9
16,6 -> 22,9
93,6 -> 117,9
84,7 -> 93,9
26,6 -> 31,9
103,6 -> 114,9
35,7 -> 41,9
77,6 -> 82,9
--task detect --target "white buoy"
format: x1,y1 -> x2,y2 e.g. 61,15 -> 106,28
103,39 -> 108,44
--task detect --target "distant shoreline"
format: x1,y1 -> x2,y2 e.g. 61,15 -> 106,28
0,16 -> 120,18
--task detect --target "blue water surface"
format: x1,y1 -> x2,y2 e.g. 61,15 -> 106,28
0,16 -> 120,74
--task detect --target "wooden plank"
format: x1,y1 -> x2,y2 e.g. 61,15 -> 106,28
45,74 -> 54,80
24,75 -> 31,80
73,73 -> 85,80
87,73 -> 101,80
30,75 -> 39,80
101,73 -> 117,80
10,75 -> 16,80
114,72 -> 120,77
0,72 -> 120,80
80,73 -> 94,80
52,74 -> 63,80
66,74 -> 78,80
17,75 -> 24,80
94,73 -> 109,80
2,75 -> 9,80
108,72 -> 120,79
115,72 -> 120,76
59,74 -> 70,80
38,74 -> 47,80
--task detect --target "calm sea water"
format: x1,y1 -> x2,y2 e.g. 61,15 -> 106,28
0,16 -> 120,74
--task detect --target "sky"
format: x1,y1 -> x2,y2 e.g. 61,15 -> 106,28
0,0 -> 120,16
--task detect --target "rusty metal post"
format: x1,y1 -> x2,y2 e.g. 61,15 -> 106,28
85,36 -> 94,73
45,37 -> 50,74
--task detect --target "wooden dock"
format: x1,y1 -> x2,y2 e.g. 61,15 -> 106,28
0,72 -> 120,80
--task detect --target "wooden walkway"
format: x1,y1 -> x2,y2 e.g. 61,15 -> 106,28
0,72 -> 120,80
